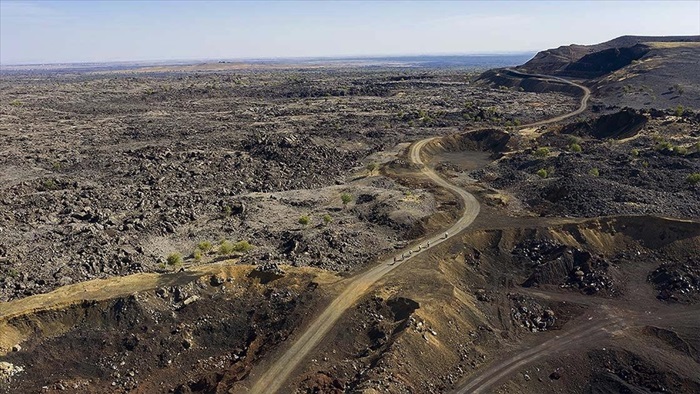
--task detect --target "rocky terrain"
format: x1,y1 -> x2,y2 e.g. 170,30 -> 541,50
0,68 -> 577,302
2,35 -> 700,394
485,35 -> 700,109
471,108 -> 700,218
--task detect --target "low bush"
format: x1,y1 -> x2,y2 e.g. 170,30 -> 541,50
219,240 -> 234,255
687,173 -> 700,185
167,252 -> 183,266
197,241 -> 213,252
569,143 -> 582,153
534,147 -> 550,158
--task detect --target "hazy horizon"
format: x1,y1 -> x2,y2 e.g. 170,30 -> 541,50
2,0 -> 699,65
1,52 -> 538,67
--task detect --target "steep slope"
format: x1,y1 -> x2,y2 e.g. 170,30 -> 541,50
480,35 -> 700,110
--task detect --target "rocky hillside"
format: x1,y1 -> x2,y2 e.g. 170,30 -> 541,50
482,35 -> 700,110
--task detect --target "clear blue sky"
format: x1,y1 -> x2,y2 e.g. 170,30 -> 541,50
1,0 -> 699,64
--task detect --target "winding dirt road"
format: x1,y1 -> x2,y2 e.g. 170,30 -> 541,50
248,70 -> 590,393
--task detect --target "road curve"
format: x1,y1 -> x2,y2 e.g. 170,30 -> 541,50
455,314 -> 623,394
248,135 -> 481,394
248,70 -> 589,394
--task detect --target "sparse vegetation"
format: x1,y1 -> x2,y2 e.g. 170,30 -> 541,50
192,249 -> 203,263
569,143 -> 582,153
166,252 -> 183,266
341,192 -> 353,207
219,240 -> 234,255
536,168 -> 548,178
631,148 -> 640,157
687,173 -> 700,185
589,168 -> 600,176
298,215 -> 310,226
232,240 -> 253,253
534,147 -> 550,158
674,105 -> 685,117
9,99 -> 23,106
656,140 -> 674,152
197,241 -> 213,253
40,179 -> 58,191
322,213 -> 333,224
366,162 -> 378,173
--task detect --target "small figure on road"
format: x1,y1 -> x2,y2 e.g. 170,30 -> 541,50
444,232 -> 448,239
427,241 -> 430,247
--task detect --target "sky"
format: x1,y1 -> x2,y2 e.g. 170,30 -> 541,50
1,0 -> 699,65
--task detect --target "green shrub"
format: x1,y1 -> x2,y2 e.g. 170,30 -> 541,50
193,249 -> 203,263
9,99 -> 23,107
341,193 -> 353,206
41,179 -> 58,191
366,162 -> 378,173
219,240 -> 234,255
298,215 -> 310,226
631,148 -> 640,157
569,143 -> 582,153
656,141 -> 674,152
536,169 -> 548,178
687,173 -> 700,185
166,252 -> 183,266
674,105 -> 684,117
534,147 -> 550,158
197,241 -> 213,252
232,240 -> 253,253
589,168 -> 600,176
322,214 -> 333,224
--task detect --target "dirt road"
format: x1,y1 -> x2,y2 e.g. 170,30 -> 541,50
453,288 -> 700,394
247,134 -> 481,394
248,71 -> 590,394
